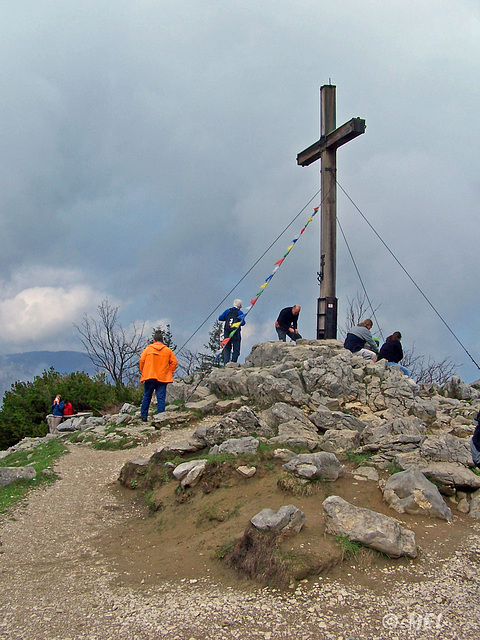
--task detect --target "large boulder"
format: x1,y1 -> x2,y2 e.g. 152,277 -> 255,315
268,418 -> 322,451
282,452 -> 343,480
210,436 -> 259,456
0,466 -> 36,487
260,402 -> 312,431
194,406 -> 265,446
245,371 -> 311,407
320,429 -> 361,456
383,466 -> 452,521
420,433 -> 472,467
251,504 -> 306,533
205,366 -> 249,397
442,376 -> 479,401
322,495 -> 417,558
421,462 -> 480,493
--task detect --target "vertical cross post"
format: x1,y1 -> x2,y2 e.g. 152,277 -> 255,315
297,85 -> 366,340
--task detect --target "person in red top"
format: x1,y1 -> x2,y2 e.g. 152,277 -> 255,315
139,330 -> 177,421
63,401 -> 74,416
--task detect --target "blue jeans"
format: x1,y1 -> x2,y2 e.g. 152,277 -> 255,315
388,362 -> 411,376
471,439 -> 480,468
224,332 -> 241,364
141,379 -> 167,418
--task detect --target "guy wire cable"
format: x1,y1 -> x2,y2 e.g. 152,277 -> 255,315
337,216 -> 384,341
176,189 -> 321,356
336,179 -> 480,371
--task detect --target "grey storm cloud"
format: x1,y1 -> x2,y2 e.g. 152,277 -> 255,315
0,1 -> 479,380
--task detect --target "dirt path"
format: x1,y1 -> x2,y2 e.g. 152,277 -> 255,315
0,434 -> 479,640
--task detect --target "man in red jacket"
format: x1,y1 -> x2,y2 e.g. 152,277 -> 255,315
139,330 -> 177,421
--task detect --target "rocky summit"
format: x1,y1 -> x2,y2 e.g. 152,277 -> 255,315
4,338 -> 480,581
113,338 -> 480,577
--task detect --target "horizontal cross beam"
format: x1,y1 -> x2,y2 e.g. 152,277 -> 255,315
296,117 -> 366,167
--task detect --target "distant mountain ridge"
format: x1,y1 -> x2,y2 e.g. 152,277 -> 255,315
0,351 -> 97,401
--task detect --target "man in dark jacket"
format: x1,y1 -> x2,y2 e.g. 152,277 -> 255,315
275,305 -> 302,341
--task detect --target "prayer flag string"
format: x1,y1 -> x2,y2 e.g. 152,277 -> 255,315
216,206 -> 319,359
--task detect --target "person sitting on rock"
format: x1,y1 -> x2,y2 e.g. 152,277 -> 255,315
63,400 -> 74,416
344,319 -> 379,361
377,331 -> 410,376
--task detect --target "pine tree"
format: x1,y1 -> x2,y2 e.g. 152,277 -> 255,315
198,320 -> 223,371
151,323 -> 177,351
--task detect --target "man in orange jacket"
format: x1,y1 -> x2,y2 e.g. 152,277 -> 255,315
139,330 -> 177,421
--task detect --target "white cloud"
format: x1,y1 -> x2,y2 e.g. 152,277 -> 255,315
0,283 -> 105,346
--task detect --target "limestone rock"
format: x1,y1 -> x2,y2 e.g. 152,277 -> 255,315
57,416 -> 87,432
353,466 -> 379,482
194,406 -> 264,446
282,452 -> 343,481
320,429 -> 361,456
210,436 -> 260,456
420,433 -> 472,467
322,495 -> 417,558
383,466 -> 452,521
236,465 -> 256,478
251,504 -> 305,533
421,462 -> 480,492
0,466 -> 36,487
120,403 -> 138,414
268,419 -> 321,451
173,459 -> 207,488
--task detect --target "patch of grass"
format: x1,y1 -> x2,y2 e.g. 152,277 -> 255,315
144,490 -> 165,512
174,485 -> 192,504
335,535 -> 362,561
196,499 -> 246,526
215,539 -> 234,560
204,451 -> 237,465
276,472 -> 322,497
387,462 -> 403,475
0,439 -> 68,514
220,525 -> 316,588
472,466 -> 480,477
220,526 -> 289,586
168,399 -> 184,407
92,436 -> 137,450
345,451 -> 374,467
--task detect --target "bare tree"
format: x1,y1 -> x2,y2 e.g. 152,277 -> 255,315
342,293 -> 458,384
74,299 -> 145,386
341,292 -> 381,340
402,344 -> 458,384
176,348 -> 203,377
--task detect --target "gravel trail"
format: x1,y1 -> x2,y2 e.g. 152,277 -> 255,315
0,434 -> 479,640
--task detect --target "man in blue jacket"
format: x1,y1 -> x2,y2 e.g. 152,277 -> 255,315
219,299 -> 246,364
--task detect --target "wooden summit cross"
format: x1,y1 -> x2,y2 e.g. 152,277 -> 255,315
297,84 -> 366,340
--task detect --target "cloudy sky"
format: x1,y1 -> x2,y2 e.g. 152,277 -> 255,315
1,0 -> 479,381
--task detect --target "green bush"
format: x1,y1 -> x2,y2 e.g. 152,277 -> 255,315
0,368 -> 142,450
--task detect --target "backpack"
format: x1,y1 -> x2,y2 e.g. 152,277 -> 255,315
224,307 -> 239,337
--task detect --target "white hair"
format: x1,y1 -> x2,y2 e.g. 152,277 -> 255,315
233,299 -> 242,308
